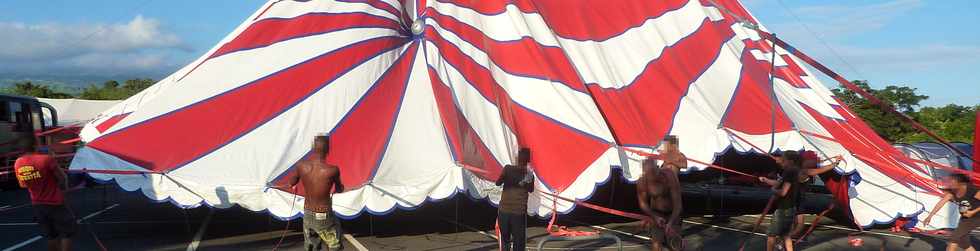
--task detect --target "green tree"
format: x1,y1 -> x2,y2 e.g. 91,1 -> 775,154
831,80 -> 928,142
0,81 -> 74,98
79,79 -> 154,100
906,104 -> 978,143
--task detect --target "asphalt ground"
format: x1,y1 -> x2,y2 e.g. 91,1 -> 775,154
0,183 -> 970,251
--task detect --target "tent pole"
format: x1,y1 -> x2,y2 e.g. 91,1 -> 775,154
974,109 -> 979,171
767,34 -> 778,153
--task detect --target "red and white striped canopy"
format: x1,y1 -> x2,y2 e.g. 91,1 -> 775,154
71,0 -> 949,228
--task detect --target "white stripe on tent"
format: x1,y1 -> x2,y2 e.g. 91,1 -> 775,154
101,28 -> 399,136
258,0 -> 401,22
427,21 -> 615,143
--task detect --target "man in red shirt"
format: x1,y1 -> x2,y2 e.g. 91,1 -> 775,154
14,143 -> 74,251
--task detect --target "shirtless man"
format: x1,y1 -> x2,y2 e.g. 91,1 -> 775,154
637,156 -> 683,251
288,135 -> 344,251
658,135 -> 687,173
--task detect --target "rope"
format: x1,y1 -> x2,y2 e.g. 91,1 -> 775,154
546,192 -> 598,237
722,128 -> 777,160
271,188 -> 298,251
65,205 -> 109,251
34,122 -> 86,137
795,202 -> 835,244
621,147 -> 760,179
767,34 -> 778,153
794,130 -> 869,246
737,195 -> 778,251
537,190 -> 648,221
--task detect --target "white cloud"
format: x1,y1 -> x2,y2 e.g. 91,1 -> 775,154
0,15 -> 187,76
757,1 -> 980,71
830,44 -> 980,71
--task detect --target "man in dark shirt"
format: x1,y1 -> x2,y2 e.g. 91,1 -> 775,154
790,151 -> 840,240
637,156 -> 683,251
924,173 -> 980,251
496,148 -> 533,251
15,143 -> 73,251
288,135 -> 344,251
759,150 -> 802,251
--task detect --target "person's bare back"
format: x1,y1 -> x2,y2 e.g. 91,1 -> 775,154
296,158 -> 342,213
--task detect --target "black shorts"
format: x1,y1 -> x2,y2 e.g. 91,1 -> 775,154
952,216 -> 980,248
767,207 -> 796,237
34,204 -> 75,239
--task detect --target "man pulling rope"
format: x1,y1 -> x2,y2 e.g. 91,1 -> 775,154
14,141 -> 76,251
636,136 -> 684,251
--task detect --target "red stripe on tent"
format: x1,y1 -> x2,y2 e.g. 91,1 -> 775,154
780,54 -> 809,78
323,42 -> 418,189
429,68 -> 505,181
427,28 -> 609,190
95,113 -> 130,133
87,37 -> 405,173
427,10 -> 587,93
212,13 -> 402,59
587,18 -> 733,147
722,49 -> 794,134
436,0 -> 688,41
799,105 -> 939,194
741,41 -> 809,88
178,13 -> 402,82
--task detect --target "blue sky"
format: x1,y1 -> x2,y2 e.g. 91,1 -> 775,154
0,0 -> 976,106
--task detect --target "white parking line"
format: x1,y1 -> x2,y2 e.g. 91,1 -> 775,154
1,237 -> 42,251
585,224 -> 651,241
738,215 -> 915,240
185,209 -> 214,251
440,218 -> 498,240
3,203 -> 119,251
682,219 -> 766,236
81,204 -> 119,221
0,204 -> 31,213
343,234 -> 368,251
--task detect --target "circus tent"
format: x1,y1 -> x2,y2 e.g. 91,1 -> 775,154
69,0 -> 963,229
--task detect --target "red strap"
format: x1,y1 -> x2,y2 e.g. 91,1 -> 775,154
796,203 -> 835,244
546,192 -> 598,237
34,123 -> 84,137
891,152 -> 980,179
722,128 -> 777,160
622,146 -> 760,179
539,190 -> 648,221
60,138 -> 81,144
